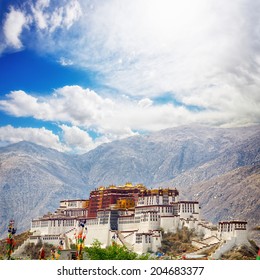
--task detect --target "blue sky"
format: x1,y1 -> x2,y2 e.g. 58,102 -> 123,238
0,0 -> 259,153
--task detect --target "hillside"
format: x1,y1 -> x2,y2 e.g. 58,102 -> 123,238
183,165 -> 260,225
77,125 -> 260,187
0,125 -> 259,239
0,142 -> 87,239
183,165 -> 260,245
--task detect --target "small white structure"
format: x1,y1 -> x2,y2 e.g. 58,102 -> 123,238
217,220 -> 248,243
209,220 -> 249,259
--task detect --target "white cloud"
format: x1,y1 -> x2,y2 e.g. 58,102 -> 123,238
138,98 -> 153,108
58,57 -> 74,66
0,125 -> 65,151
2,85 -> 258,143
31,0 -> 49,30
51,0 -> 259,125
49,8 -> 64,33
62,0 -> 82,29
1,0 -> 82,53
60,124 -> 95,153
3,7 -> 28,49
30,0 -> 82,32
0,124 -> 110,154
2,1 -> 260,125
60,124 -> 117,153
0,90 -> 51,118
0,84 -> 259,152
0,0 -> 259,152
37,0 -> 51,8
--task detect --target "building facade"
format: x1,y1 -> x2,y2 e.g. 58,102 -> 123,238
26,183 -> 249,257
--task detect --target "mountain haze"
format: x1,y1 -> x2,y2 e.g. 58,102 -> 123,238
0,125 -> 259,239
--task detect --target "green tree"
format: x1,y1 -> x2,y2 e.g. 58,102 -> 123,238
83,239 -> 151,260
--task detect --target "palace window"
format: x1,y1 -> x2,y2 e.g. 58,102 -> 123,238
40,221 -> 48,227
145,235 -> 151,243
136,235 -> 142,243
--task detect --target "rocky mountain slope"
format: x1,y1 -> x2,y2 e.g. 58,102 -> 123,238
182,165 -> 260,245
183,165 -> 260,224
77,125 -> 260,187
0,125 -> 259,239
0,142 -> 87,239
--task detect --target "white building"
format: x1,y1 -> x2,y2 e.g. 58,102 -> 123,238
23,185 -> 249,258
30,199 -> 88,248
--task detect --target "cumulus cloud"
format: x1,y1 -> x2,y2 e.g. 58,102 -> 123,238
60,124 -> 95,153
0,83 -> 259,152
1,85 -> 258,141
0,86 -> 181,134
0,90 -> 51,118
0,124 -> 106,154
0,125 -> 65,151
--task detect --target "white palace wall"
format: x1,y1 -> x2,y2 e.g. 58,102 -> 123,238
85,223 -> 111,247
28,189 -> 249,256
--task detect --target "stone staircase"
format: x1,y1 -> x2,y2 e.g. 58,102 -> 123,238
116,231 -> 134,250
12,237 -> 31,258
184,235 -> 221,259
192,241 -> 220,255
209,237 -> 236,259
60,227 -> 76,249
12,227 -> 77,258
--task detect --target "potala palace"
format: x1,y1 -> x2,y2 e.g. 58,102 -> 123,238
14,183 -> 249,259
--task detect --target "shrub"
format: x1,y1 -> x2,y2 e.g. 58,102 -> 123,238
159,227 -> 196,256
83,239 -> 151,260
23,241 -> 54,260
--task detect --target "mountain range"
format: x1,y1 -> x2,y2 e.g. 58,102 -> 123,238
0,125 -> 259,241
